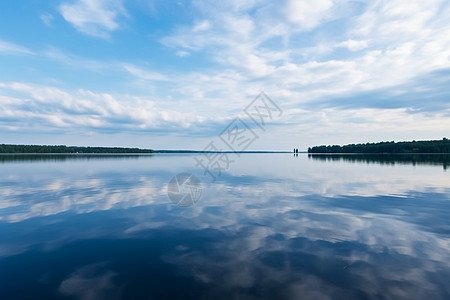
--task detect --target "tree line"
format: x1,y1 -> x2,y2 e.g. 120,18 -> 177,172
308,138 -> 450,153
0,144 -> 154,154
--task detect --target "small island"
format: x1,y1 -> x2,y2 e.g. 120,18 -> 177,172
0,144 -> 154,154
308,138 -> 450,154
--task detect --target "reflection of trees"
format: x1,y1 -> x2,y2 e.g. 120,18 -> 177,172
0,154 -> 150,163
308,154 -> 450,170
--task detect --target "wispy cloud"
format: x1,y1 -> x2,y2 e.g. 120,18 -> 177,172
43,47 -> 109,70
121,64 -> 169,81
59,0 -> 127,38
40,12 -> 54,27
161,0 -> 450,105
0,39 -> 33,55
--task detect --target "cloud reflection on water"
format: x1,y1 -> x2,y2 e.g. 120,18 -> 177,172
0,154 -> 449,299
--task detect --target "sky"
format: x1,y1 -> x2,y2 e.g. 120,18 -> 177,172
1,0 -> 450,151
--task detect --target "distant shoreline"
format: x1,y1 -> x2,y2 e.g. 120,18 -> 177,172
0,144 -> 154,154
308,138 -> 450,154
4,139 -> 450,154
0,144 -> 291,154
153,150 -> 291,154
0,151 -> 293,155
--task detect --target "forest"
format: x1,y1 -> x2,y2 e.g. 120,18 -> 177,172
0,144 -> 154,154
308,138 -> 450,153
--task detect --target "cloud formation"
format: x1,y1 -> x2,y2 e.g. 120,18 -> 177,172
59,0 -> 127,38
0,82 -> 206,134
0,39 -> 33,55
1,0 -> 450,148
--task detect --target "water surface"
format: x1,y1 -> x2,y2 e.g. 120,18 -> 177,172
0,153 -> 449,299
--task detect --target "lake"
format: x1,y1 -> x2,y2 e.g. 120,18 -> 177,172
0,153 -> 449,299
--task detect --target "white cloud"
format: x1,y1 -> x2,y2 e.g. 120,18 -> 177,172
176,50 -> 190,57
192,20 -> 211,32
161,5 -> 287,79
284,0 -> 334,30
338,39 -> 369,51
59,0 -> 127,38
353,0 -> 443,41
222,15 -> 255,39
0,82 -> 201,133
161,0 -> 450,105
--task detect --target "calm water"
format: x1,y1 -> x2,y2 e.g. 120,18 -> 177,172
0,153 -> 449,299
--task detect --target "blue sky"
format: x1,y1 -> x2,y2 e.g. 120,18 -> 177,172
1,0 -> 450,150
